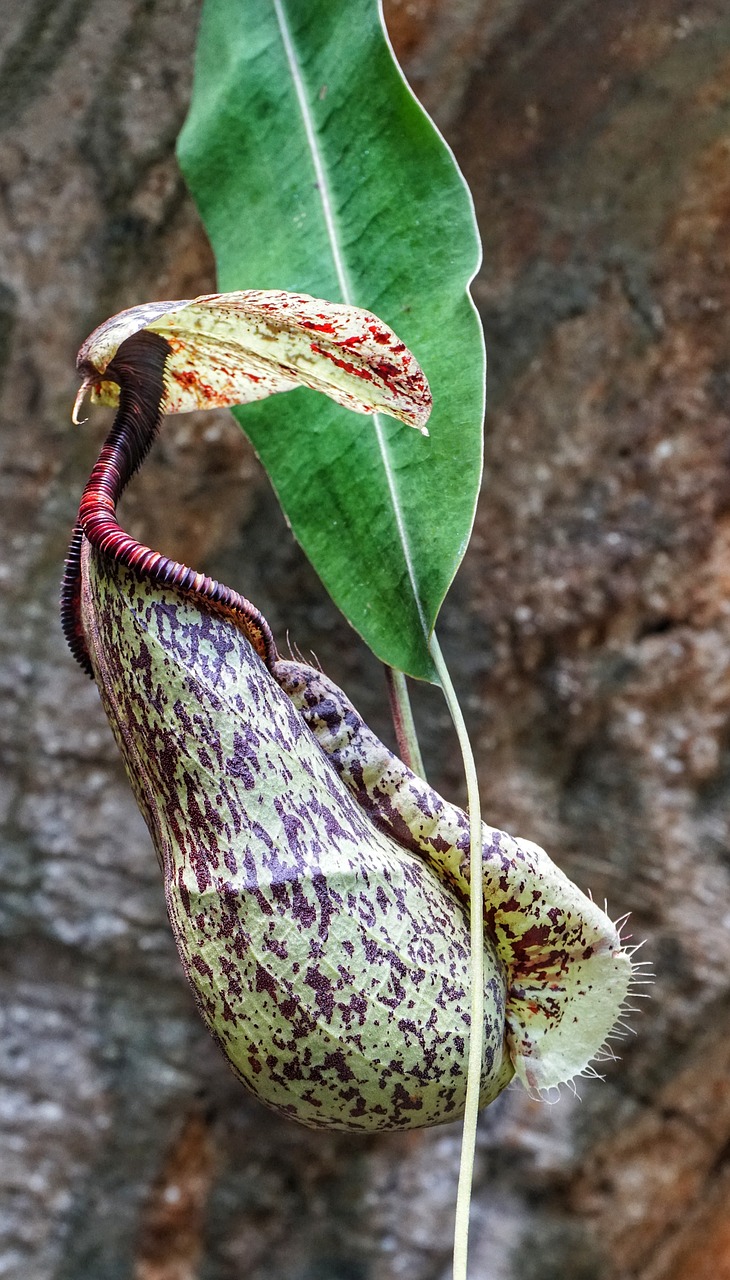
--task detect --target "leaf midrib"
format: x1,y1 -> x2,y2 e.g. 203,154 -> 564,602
272,0 -> 429,641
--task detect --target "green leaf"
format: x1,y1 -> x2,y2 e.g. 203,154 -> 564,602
177,0 -> 485,681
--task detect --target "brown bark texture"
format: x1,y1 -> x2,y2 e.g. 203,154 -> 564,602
1,1 -> 729,1277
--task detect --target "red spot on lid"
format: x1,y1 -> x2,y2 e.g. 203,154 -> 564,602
371,360 -> 402,382
300,319 -> 337,334
312,345 -> 374,380
368,324 -> 393,345
171,369 -> 199,389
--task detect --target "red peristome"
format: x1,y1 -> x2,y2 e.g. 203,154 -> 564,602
62,330 -> 278,677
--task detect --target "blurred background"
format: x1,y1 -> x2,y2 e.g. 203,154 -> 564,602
1,0 -> 730,1276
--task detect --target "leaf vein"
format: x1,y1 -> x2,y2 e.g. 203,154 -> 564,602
272,0 -> 428,638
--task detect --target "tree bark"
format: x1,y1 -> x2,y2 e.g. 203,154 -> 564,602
1,1 -> 729,1277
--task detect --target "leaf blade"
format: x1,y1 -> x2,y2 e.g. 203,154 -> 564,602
178,0 -> 485,680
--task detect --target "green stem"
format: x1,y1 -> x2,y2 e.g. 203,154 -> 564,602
384,665 -> 426,779
429,632 -> 484,1280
